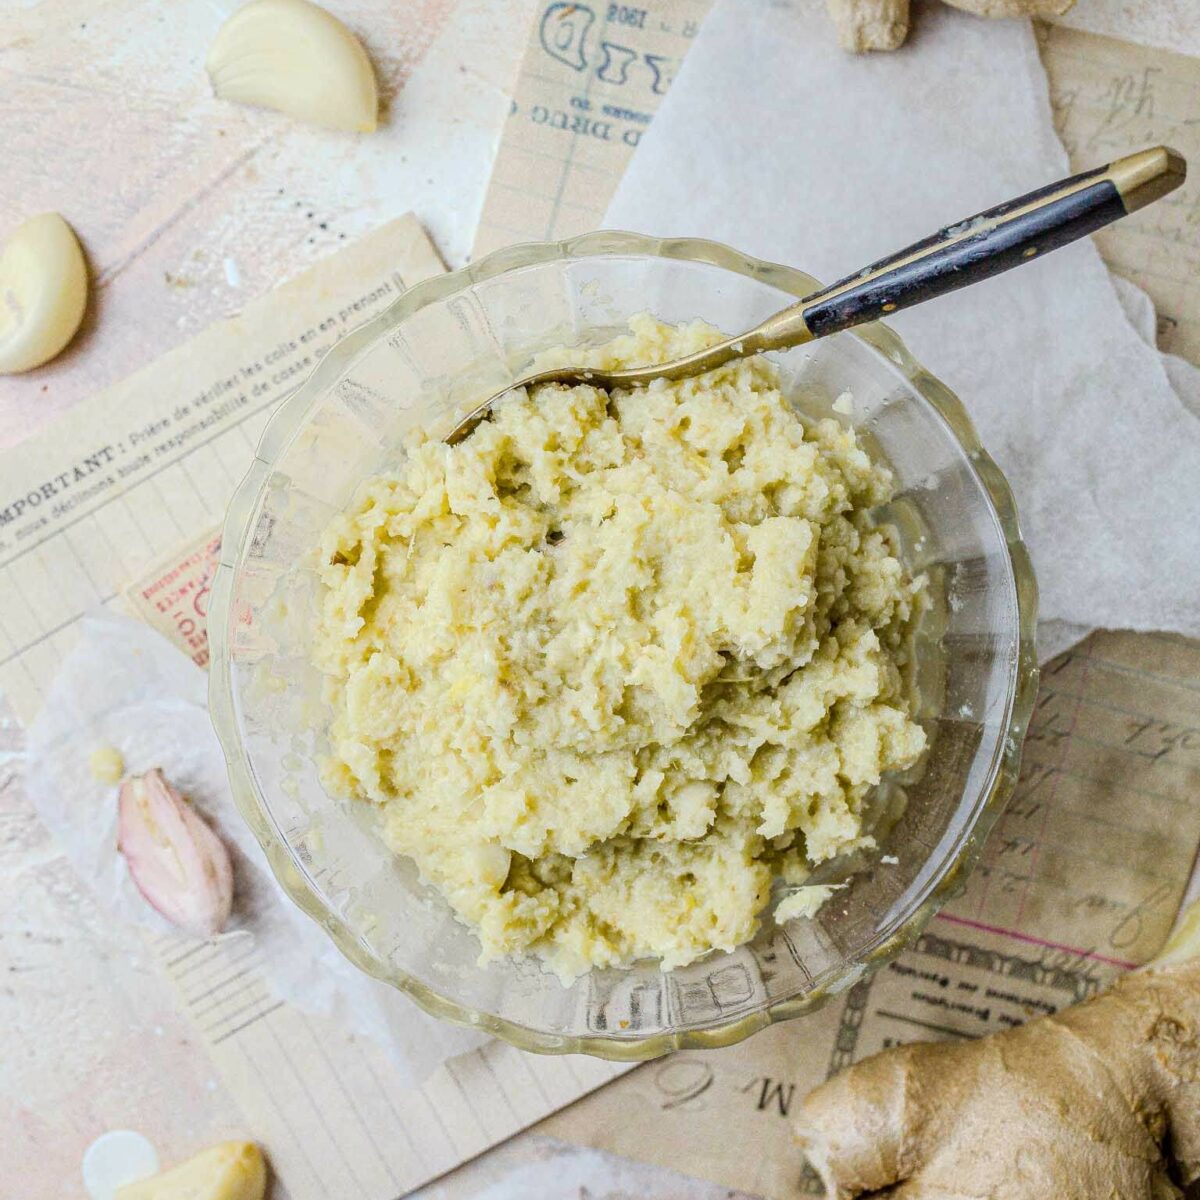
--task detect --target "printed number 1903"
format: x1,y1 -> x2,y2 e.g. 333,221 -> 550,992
607,4 -> 647,27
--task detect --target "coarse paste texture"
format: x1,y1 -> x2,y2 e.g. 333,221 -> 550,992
313,317 -> 926,980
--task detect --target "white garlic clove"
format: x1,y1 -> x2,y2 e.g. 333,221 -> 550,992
116,1141 -> 267,1200
117,769 -> 234,938
205,0 -> 379,133
0,212 -> 88,375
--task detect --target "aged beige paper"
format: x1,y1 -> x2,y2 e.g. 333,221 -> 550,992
0,216 -> 444,725
148,924 -> 627,1199
0,216 -> 632,1199
472,0 -> 711,257
543,629 -> 1200,1196
1039,23 -> 1200,363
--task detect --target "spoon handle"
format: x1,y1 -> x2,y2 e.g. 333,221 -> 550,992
444,147 -> 1185,447
759,145 -> 1185,349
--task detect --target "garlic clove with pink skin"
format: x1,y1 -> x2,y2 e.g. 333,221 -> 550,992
117,769 -> 234,937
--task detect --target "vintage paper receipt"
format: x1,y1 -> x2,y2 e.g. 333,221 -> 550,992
124,530 -> 223,668
0,217 -> 630,1199
1039,22 -> 1200,364
544,629 -> 1200,1197
472,0 -> 710,257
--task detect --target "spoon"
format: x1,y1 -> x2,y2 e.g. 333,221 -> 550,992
445,145 -> 1185,446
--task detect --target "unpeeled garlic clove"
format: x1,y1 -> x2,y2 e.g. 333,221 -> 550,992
0,212 -> 88,374
116,1141 -> 267,1200
117,769 -> 234,938
206,0 -> 379,133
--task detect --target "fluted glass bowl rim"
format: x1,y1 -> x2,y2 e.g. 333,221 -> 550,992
208,230 -> 1039,1060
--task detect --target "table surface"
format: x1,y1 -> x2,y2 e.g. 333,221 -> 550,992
1,1 -> 1195,1197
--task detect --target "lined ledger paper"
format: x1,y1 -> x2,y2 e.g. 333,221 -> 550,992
0,217 -> 443,725
0,217 -> 630,1199
472,0 -> 711,257
950,630 -> 1200,962
153,926 -> 626,1198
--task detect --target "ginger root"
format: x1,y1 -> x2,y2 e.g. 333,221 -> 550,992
826,0 -> 909,52
797,908 -> 1200,1197
826,0 -> 1075,52
943,0 -> 1075,16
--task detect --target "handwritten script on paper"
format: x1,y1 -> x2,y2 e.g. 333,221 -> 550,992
543,628 -> 1200,1197
949,633 -> 1200,969
1039,22 -> 1200,364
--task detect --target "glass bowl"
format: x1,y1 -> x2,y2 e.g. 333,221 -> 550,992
208,231 -> 1038,1059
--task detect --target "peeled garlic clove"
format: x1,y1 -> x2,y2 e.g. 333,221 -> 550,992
206,0 -> 379,133
117,769 -> 234,938
0,212 -> 88,374
116,1141 -> 267,1200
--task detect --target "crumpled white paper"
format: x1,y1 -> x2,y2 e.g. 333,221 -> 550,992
24,612 -> 486,1085
604,0 -> 1200,654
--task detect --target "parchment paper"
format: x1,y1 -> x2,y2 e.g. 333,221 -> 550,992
604,0 -> 1200,647
23,612 -> 487,1085
472,3 -> 1200,295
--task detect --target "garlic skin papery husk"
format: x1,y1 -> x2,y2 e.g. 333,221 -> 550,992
0,212 -> 88,375
117,769 -> 234,938
205,0 -> 379,133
